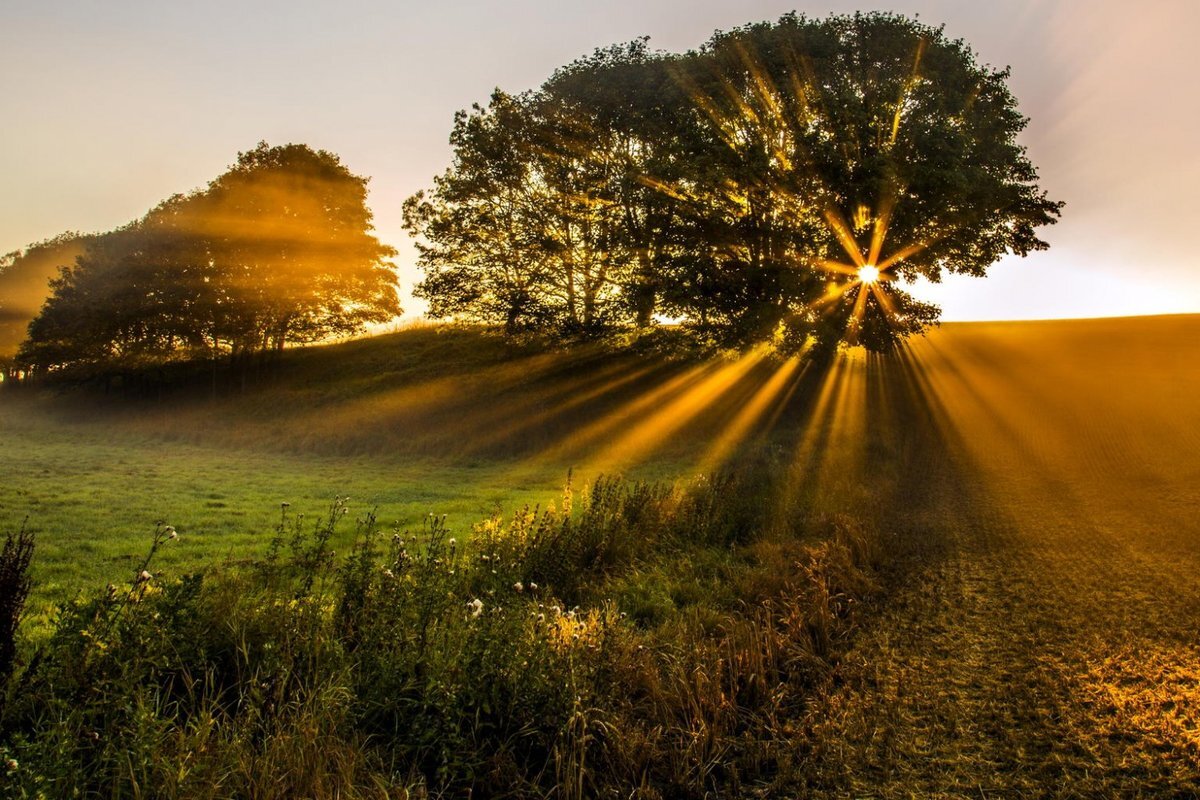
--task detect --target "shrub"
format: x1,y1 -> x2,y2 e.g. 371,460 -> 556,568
1,466 -> 885,797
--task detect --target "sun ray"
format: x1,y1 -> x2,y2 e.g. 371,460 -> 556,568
846,282 -> 871,344
877,236 -> 936,271
585,348 -> 768,471
867,193 -> 897,267
518,359 -> 723,470
889,37 -> 927,146
823,207 -> 867,268
815,258 -> 862,278
694,355 -> 803,474
463,359 -> 665,454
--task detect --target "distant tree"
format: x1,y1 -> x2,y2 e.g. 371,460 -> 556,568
408,12 -> 1061,354
200,143 -> 402,353
17,143 -> 400,377
0,233 -> 91,365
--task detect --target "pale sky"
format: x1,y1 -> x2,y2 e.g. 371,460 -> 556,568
2,0 -> 1197,321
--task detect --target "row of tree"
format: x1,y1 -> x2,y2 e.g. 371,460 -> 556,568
8,12 -> 1062,379
404,12 -> 1061,351
13,144 -> 399,377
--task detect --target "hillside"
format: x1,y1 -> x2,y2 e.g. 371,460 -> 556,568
801,314 -> 1200,794
4,314 -> 1200,794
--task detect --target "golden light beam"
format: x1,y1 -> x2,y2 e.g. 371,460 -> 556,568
889,37 -> 927,146
694,355 -> 802,475
586,348 -> 769,470
461,359 -> 662,454
869,280 -> 899,324
816,259 -> 863,278
847,282 -> 871,344
876,236 -> 936,271
867,193 -> 897,268
823,207 -> 867,268
518,359 -> 723,470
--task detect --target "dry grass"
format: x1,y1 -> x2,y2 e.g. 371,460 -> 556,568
791,315 -> 1200,797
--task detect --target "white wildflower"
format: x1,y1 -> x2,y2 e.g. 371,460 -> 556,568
382,568 -> 395,580
467,598 -> 484,619
136,570 -> 152,583
528,582 -> 538,592
513,582 -> 524,593
448,537 -> 456,547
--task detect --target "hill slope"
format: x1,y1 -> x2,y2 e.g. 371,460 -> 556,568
796,315 -> 1200,795
5,314 -> 1200,792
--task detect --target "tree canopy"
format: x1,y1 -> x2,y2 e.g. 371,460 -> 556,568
0,233 -> 92,365
406,12 -> 1062,353
17,143 -> 400,377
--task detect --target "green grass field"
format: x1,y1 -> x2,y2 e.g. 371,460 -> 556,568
1,328 -> 710,625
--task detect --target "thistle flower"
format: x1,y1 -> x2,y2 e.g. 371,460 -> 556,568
467,598 -> 484,619
513,582 -> 524,593
529,582 -> 538,592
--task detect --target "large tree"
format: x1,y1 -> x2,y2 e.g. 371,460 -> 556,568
409,12 -> 1061,353
403,80 -> 653,336
669,13 -> 1062,351
17,143 -> 400,376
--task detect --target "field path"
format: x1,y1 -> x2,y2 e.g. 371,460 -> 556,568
800,316 -> 1200,796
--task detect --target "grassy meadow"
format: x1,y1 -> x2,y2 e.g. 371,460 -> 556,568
3,315 -> 1200,796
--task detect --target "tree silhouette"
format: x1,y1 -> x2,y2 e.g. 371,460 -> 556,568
17,143 -> 399,377
408,13 -> 1061,353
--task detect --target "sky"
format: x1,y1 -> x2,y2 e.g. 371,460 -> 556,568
1,0 -> 1197,321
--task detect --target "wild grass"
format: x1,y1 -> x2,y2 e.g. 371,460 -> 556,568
1,326 -> 721,628
0,459 -> 887,798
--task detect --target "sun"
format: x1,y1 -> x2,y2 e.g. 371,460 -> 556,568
858,264 -> 880,284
